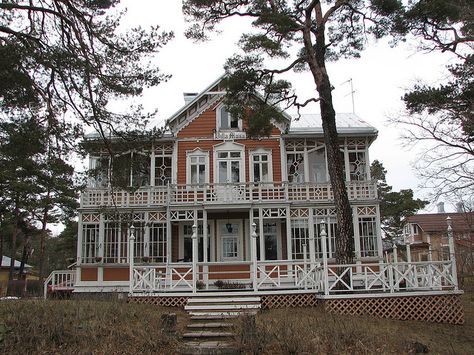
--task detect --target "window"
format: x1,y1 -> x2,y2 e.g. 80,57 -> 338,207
348,151 -> 367,181
218,106 -> 239,130
256,222 -> 279,260
88,156 -> 109,188
154,156 -> 172,186
291,219 -> 309,259
287,153 -> 305,183
82,224 -> 100,263
314,218 -> 337,259
149,223 -> 167,263
412,224 -> 419,235
359,217 -> 378,257
214,142 -> 245,184
307,148 -> 327,183
186,150 -> 209,185
111,151 -> 151,187
251,150 -> 273,183
182,224 -> 211,262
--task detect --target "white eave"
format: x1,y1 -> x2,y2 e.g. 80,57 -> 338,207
286,113 -> 378,137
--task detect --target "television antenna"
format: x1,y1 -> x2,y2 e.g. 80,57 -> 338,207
341,78 -> 356,114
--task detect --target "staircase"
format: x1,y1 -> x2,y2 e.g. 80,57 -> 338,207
181,295 -> 261,354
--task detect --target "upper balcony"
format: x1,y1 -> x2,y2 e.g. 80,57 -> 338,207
80,181 -> 377,208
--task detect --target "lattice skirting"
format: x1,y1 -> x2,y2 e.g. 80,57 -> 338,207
323,294 -> 464,325
128,296 -> 189,308
261,293 -> 318,309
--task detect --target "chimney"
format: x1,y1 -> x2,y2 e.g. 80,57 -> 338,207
183,92 -> 198,105
437,202 -> 445,213
456,202 -> 464,213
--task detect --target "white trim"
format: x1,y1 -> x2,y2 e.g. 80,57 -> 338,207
216,219 -> 244,261
215,103 -> 243,132
249,148 -> 273,183
213,141 -> 246,184
179,221 -> 214,261
186,148 -> 210,185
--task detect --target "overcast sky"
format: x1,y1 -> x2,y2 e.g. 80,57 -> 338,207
118,1 -> 457,211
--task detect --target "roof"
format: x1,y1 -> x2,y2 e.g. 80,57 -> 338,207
407,212 -> 474,234
288,113 -> 378,135
1,256 -> 32,269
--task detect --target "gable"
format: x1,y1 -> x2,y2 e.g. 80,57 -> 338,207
168,75 -> 290,136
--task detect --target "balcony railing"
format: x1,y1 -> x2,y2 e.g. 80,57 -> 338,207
80,181 -> 377,208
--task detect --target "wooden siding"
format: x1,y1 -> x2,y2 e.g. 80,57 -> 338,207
81,267 -> 98,281
177,139 -> 281,184
178,105 -> 218,138
103,267 -> 129,281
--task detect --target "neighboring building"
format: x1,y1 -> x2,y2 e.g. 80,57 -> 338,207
0,256 -> 34,295
404,209 -> 474,280
74,75 -> 382,294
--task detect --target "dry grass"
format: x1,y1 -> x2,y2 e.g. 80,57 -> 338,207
235,292 -> 474,354
0,299 -> 184,354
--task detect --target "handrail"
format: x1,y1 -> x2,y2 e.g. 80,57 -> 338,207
43,270 -> 76,299
129,260 -> 456,295
81,180 -> 377,207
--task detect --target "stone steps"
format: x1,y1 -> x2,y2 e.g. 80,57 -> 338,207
181,295 -> 261,354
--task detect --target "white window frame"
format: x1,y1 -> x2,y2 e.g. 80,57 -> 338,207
216,219 -> 244,261
213,141 -> 246,184
186,148 -> 210,185
179,222 -> 214,262
216,104 -> 242,131
250,148 -> 273,183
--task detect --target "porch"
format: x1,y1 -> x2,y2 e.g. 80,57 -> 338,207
129,259 -> 459,296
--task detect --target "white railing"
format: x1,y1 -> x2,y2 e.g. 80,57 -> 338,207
81,181 -> 377,207
323,261 -> 457,295
43,270 -> 76,299
129,260 -> 457,295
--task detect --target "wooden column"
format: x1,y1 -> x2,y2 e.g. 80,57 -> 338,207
203,209 -> 208,288
251,222 -> 258,291
128,225 -> 135,295
447,216 -> 458,290
320,218 -> 329,295
191,223 -> 197,294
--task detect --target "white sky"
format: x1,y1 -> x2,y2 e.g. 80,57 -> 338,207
116,1 -> 457,212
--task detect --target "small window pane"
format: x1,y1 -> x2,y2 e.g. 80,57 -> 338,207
230,152 -> 240,158
220,108 -> 229,129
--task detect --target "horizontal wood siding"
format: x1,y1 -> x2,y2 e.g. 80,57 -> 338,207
178,105 -> 217,139
103,267 -> 129,281
177,139 -> 281,184
81,267 -> 98,282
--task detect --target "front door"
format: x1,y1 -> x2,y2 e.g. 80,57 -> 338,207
218,220 -> 242,261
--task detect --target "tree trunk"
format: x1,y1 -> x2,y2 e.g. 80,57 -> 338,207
39,202 -> 50,294
7,202 -> 20,296
304,3 -> 354,265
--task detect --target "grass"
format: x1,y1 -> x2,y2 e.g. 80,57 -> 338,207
0,293 -> 472,354
0,299 -> 185,354
234,292 -> 474,354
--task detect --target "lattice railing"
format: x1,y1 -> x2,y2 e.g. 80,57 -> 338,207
80,181 -> 377,207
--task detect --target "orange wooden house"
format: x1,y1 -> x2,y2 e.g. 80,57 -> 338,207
46,76 -> 463,323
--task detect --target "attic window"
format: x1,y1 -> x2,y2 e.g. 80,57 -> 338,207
218,106 -> 239,130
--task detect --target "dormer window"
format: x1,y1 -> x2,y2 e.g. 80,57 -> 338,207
218,106 -> 240,130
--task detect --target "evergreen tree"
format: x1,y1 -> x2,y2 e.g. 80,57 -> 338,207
392,0 -> 473,201
371,160 -> 428,241
0,0 -> 173,137
183,0 -> 405,264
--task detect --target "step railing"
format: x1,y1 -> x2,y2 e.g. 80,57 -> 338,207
43,270 -> 76,299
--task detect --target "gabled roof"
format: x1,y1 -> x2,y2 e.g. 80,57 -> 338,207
288,113 -> 378,136
407,212 -> 474,234
166,74 -> 292,134
1,256 -> 32,269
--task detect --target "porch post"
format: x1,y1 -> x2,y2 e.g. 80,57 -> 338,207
251,222 -> 258,291
128,225 -> 135,295
258,207 -> 265,261
191,224 -> 198,293
320,219 -> 329,295
308,211 -> 316,266
203,209 -> 208,289
446,216 -> 458,289
406,243 -> 412,263
392,244 -> 398,263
